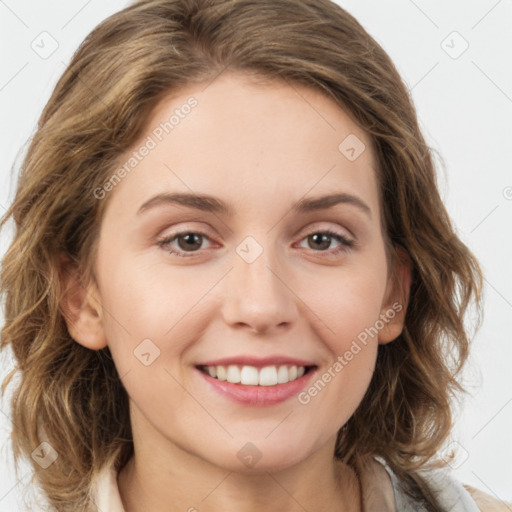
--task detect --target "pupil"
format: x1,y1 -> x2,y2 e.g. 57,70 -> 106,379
310,233 -> 330,250
179,233 -> 201,251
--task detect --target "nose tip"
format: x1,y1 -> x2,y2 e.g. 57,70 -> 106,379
221,250 -> 297,334
243,320 -> 289,336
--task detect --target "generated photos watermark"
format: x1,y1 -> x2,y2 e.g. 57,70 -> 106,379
93,96 -> 198,200
298,301 -> 403,405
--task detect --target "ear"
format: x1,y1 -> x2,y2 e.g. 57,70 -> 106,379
58,254 -> 108,350
378,245 -> 412,345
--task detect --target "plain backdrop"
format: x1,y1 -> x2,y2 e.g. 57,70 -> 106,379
0,0 -> 511,510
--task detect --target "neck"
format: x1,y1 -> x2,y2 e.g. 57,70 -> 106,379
118,444 -> 361,512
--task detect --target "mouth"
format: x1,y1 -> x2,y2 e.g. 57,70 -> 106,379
196,363 -> 316,386
194,355 -> 318,406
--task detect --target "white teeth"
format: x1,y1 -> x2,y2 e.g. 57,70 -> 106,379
202,364 -> 309,386
216,366 -> 227,381
240,365 -> 259,385
226,365 -> 241,383
259,366 -> 278,386
277,365 -> 289,384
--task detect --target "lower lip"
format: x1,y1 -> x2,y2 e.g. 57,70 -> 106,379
196,367 -> 317,406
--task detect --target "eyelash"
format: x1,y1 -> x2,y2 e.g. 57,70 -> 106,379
156,228 -> 356,258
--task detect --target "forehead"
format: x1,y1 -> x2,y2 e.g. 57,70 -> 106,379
103,71 -> 379,221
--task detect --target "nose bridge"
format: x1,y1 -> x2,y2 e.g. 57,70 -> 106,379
221,234 -> 297,332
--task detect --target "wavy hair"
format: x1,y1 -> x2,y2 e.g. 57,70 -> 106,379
0,0 -> 483,510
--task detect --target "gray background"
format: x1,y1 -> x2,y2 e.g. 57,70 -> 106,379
1,0 -> 511,509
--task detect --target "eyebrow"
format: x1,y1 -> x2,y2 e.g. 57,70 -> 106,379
137,191 -> 372,218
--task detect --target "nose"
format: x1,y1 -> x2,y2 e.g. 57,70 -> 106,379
221,245 -> 298,334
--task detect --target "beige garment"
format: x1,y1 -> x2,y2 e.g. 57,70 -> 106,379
463,485 -> 512,512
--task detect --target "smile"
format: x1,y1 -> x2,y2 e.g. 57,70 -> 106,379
195,361 -> 318,406
197,364 -> 312,386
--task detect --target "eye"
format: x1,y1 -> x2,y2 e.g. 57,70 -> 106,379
157,231 -> 212,258
296,229 -> 355,256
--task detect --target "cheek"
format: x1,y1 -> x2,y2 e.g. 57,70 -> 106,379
316,288 -> 381,396
96,256 -> 211,368
296,288 -> 382,432
299,262 -> 387,350
294,262 -> 386,407
95,257 -> 208,419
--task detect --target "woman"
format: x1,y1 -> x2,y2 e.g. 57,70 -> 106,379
0,0 -> 507,510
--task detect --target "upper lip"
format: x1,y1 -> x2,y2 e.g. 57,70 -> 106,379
196,355 -> 317,368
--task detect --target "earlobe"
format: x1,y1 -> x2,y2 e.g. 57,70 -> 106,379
378,246 -> 412,345
58,254 -> 108,350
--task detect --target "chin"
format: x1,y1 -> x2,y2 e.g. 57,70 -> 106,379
202,439 -> 313,474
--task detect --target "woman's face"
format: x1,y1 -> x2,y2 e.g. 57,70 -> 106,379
72,72 -> 409,472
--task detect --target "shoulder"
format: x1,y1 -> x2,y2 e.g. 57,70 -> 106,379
371,456 -> 502,512
463,484 -> 512,512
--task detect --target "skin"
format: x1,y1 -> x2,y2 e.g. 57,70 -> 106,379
61,71 -> 411,512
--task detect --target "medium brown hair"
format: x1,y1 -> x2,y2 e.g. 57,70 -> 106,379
0,0 -> 483,510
